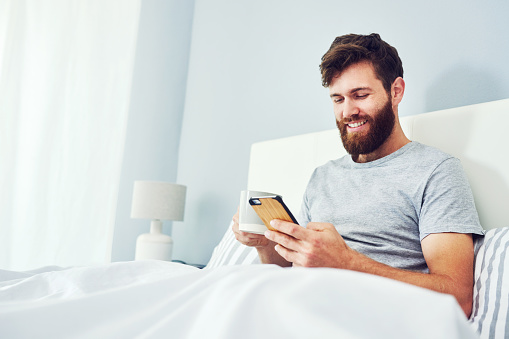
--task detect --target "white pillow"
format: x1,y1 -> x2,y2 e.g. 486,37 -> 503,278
205,221 -> 260,269
470,227 -> 509,339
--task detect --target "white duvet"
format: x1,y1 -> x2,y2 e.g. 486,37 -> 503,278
0,261 -> 479,338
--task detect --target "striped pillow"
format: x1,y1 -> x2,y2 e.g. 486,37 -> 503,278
205,221 -> 260,269
470,227 -> 509,339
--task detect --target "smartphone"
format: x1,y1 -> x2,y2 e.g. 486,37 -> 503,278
248,195 -> 299,231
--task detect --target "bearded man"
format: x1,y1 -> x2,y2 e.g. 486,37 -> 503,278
232,33 -> 484,318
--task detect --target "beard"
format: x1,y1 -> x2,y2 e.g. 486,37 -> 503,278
337,99 -> 395,156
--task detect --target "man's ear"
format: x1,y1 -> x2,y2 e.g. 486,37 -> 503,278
391,77 -> 405,105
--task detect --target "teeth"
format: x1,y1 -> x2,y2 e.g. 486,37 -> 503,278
348,120 -> 367,128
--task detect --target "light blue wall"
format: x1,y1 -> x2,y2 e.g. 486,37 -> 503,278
173,0 -> 509,265
111,0 -> 194,262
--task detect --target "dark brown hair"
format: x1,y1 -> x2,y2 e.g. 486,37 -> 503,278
320,33 -> 403,93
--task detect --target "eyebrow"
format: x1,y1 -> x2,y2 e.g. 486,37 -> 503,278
330,87 -> 371,98
349,87 -> 371,94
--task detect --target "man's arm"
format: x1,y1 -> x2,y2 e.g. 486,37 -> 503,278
266,219 -> 475,317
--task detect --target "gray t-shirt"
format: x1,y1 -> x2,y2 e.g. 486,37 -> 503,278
299,141 -> 484,273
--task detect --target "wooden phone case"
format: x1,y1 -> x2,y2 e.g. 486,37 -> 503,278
249,196 -> 298,231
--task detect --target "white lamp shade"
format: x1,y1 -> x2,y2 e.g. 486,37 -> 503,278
130,181 -> 186,221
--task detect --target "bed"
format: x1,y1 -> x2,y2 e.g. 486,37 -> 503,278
1,99 -> 508,338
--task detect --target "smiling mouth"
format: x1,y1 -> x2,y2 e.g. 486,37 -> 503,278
347,120 -> 368,128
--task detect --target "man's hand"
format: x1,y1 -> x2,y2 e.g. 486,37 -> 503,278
232,208 -> 270,248
231,208 -> 291,267
265,220 -> 355,268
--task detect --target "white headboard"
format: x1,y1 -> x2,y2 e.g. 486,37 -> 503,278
247,98 -> 509,230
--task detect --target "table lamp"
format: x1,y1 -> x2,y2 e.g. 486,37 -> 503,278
131,181 -> 186,261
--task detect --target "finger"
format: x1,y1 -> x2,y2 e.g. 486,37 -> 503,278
231,219 -> 239,233
234,228 -> 256,239
265,229 -> 301,252
232,208 -> 240,224
234,230 -> 266,245
269,219 -> 309,240
274,243 -> 299,264
242,231 -> 264,240
235,228 -> 264,239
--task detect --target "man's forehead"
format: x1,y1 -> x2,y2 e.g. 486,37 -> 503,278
328,62 -> 382,94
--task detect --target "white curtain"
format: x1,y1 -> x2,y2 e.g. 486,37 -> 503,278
0,0 -> 141,270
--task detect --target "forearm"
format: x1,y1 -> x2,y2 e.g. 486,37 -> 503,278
348,250 -> 473,317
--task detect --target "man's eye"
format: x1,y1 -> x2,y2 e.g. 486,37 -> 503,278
334,98 -> 344,103
357,94 -> 368,99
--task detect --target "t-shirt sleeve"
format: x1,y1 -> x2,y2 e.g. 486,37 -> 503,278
297,169 -> 317,228
419,157 -> 485,240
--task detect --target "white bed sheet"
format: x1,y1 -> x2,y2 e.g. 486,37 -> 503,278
0,261 -> 479,339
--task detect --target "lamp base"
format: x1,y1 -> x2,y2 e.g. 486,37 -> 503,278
135,220 -> 173,261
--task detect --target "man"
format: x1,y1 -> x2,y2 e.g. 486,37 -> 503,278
232,33 -> 484,317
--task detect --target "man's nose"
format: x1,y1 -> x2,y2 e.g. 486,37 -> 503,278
342,99 -> 359,120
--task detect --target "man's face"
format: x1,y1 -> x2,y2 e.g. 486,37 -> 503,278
329,61 -> 395,157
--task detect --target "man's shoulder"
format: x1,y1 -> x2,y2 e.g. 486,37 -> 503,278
410,141 -> 453,158
407,142 -> 457,167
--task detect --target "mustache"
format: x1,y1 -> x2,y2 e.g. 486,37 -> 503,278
338,114 -> 372,124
